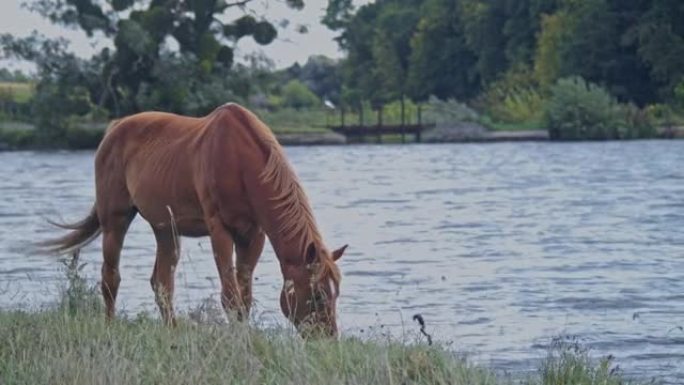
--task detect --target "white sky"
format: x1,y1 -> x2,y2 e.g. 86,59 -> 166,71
0,0 -> 369,72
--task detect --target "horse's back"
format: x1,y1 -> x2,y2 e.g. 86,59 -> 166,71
99,111 -> 205,150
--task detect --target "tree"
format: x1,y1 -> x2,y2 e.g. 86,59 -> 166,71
624,0 -> 684,100
294,56 -> 342,104
0,33 -> 100,137
11,0 -> 306,115
408,0 -> 479,101
458,0 -> 509,84
326,0 -> 683,111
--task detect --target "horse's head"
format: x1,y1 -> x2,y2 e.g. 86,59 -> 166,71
280,242 -> 347,338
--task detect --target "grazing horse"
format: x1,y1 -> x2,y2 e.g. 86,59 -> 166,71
44,103 -> 347,337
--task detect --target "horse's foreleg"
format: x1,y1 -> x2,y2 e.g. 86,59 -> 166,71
235,230 -> 265,320
151,228 -> 179,326
207,216 -> 243,318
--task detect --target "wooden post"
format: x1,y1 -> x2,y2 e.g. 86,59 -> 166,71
400,96 -> 406,144
417,104 -> 423,143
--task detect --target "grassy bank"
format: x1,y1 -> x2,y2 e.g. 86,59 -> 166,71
0,264 -> 639,385
0,305 -> 638,385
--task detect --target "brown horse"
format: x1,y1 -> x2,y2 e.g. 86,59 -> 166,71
44,103 -> 346,336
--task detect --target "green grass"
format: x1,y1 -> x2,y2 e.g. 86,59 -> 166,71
254,108 -> 333,134
0,306 -> 497,385
0,305 -> 640,385
0,82 -> 34,103
0,260 -> 641,385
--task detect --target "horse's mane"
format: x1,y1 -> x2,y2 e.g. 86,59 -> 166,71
224,104 -> 340,285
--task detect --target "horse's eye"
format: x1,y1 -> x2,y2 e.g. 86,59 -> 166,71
311,289 -> 326,306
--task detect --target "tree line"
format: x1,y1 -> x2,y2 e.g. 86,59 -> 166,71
324,0 -> 684,134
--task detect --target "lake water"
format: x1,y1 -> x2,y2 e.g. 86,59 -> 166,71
1,142 -> 683,382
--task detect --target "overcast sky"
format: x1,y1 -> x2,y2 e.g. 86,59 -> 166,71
0,0 -> 369,72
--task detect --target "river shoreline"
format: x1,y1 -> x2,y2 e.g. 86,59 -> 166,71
1,124 -> 683,150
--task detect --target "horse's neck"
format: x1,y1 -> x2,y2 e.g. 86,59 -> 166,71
262,204 -> 320,266
235,121 -> 319,265
252,181 -> 320,266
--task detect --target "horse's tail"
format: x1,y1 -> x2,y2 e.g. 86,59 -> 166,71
41,204 -> 102,254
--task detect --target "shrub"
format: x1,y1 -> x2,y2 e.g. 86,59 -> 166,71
424,96 -> 480,124
543,77 -> 622,140
538,337 -> 624,385
619,103 -> 655,139
479,67 -> 545,125
0,127 -> 36,148
64,125 -> 104,149
59,251 -> 102,316
280,80 -> 320,110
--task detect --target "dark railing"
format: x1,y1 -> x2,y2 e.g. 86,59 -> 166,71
328,123 -> 435,143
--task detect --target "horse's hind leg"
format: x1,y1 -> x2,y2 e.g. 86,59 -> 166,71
100,209 -> 136,320
150,227 -> 179,326
235,229 -> 265,320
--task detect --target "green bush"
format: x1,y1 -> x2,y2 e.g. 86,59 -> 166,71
424,96 -> 480,124
537,338 -> 624,385
280,80 -> 321,110
618,103 -> 655,139
0,128 -> 36,149
543,77 -> 623,140
479,67 -> 546,125
65,125 -> 104,149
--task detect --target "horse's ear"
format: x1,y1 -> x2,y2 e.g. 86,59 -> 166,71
332,244 -> 348,261
305,242 -> 317,265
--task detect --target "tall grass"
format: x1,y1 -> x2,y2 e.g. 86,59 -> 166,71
0,256 -> 643,385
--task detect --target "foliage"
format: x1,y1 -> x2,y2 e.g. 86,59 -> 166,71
618,103 -> 656,139
59,251 -> 102,316
322,0 -> 355,31
480,66 -> 545,124
407,0 -> 479,101
0,68 -> 30,82
423,96 -> 480,125
534,11 -> 572,90
283,56 -> 343,104
327,0 -> 684,119
457,0 -> 509,84
3,0 -> 305,119
0,126 -> 36,148
544,77 -> 650,140
64,124 -> 106,150
535,338 -> 625,385
278,80 -> 320,110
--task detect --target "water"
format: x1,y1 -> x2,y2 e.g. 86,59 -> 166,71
1,141 -> 683,382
